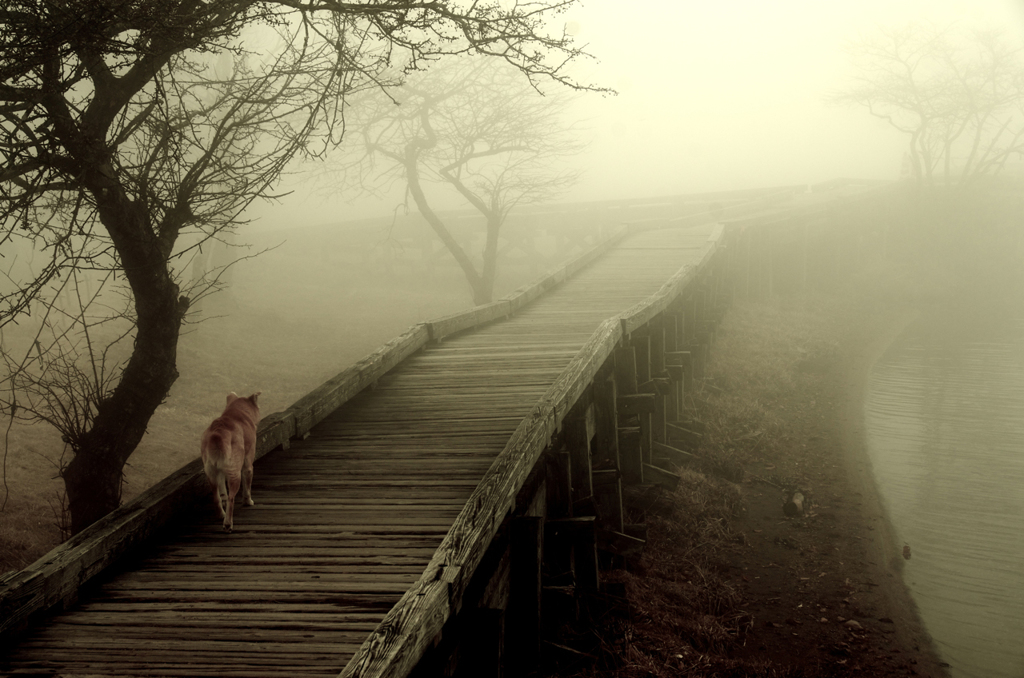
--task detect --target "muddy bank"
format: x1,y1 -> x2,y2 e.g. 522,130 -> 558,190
836,304 -> 932,671
712,294 -> 946,676
545,288 -> 949,677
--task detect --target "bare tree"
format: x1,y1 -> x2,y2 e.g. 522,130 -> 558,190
334,57 -> 588,305
834,24 -> 1024,187
0,0 -> 596,535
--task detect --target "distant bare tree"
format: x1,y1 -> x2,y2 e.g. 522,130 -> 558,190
834,24 -> 1024,187
0,0 -> 597,535
334,58 -> 589,305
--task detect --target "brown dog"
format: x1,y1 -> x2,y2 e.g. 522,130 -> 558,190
200,392 -> 261,532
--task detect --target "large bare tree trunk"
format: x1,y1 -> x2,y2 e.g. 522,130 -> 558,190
477,214 -> 501,305
405,151 -> 494,305
62,192 -> 188,534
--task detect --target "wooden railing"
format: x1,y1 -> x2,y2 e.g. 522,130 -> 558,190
338,184 -> 907,678
340,222 -> 729,677
0,184 -> 828,659
0,222 -> 637,642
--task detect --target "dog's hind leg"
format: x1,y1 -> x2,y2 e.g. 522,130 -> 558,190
207,472 -> 228,522
217,473 -> 230,519
223,471 -> 241,532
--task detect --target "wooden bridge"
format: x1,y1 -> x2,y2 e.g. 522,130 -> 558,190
0,184 -> 900,678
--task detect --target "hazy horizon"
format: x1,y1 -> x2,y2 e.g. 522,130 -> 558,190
249,0 -> 1024,229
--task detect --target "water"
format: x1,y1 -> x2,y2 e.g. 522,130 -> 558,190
864,307 -> 1024,678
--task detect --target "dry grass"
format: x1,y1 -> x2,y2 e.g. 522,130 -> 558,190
0,271 -> 484,575
546,294 -> 876,678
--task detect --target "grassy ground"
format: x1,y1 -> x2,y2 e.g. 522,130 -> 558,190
0,243 -> 535,573
543,275 -> 950,677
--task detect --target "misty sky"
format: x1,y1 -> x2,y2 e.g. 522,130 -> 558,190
255,0 -> 1024,228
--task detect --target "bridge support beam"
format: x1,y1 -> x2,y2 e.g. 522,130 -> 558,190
507,516 -> 543,674
452,608 -> 504,678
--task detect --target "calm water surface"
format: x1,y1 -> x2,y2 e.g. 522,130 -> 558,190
864,307 -> 1024,678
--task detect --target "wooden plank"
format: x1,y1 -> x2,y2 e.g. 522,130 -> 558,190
547,319 -> 621,421
613,347 -> 638,397
1,201 -> 756,677
665,351 -> 693,394
501,225 -> 627,315
502,274 -> 563,314
257,410 -> 296,455
617,393 -> 656,415
507,516 -> 543,673
649,320 -> 667,444
340,404 -> 555,678
638,378 -> 672,396
0,458 -> 208,639
545,517 -> 599,591
564,408 -> 594,505
455,606 -> 504,678
289,324 -> 431,436
0,327 -> 432,644
339,576 -> 450,678
652,440 -> 695,466
427,301 -> 513,343
561,225 -> 629,279
642,463 -> 680,491
596,529 -> 645,557
618,233 -> 717,336
592,373 -> 618,467
667,423 -> 703,450
618,427 -> 643,485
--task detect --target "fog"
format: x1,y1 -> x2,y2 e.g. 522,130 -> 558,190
3,4 -> 1024,674
252,0 -> 1024,228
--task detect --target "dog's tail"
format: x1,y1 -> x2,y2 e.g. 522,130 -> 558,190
202,431 -> 230,481
205,430 -> 227,456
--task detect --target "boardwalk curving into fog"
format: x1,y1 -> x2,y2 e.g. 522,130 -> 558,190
2,222 -> 718,677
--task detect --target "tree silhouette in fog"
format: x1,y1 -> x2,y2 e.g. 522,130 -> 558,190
835,24 -> 1024,188
333,57 -> 587,305
0,0 -> 597,535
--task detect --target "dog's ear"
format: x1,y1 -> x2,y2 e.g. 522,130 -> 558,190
250,391 -> 261,405
226,392 -> 238,406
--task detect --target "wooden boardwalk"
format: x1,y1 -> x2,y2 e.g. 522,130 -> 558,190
2,223 -> 718,677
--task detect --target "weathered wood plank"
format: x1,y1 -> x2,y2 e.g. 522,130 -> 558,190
617,393 -> 656,415
596,529 -> 646,557
642,463 -> 680,491
667,422 -> 704,449
652,440 -> 696,466
426,301 -> 513,343
288,324 -> 430,436
1,199 -> 754,678
565,406 -> 595,505
338,577 -> 450,678
507,516 -> 543,672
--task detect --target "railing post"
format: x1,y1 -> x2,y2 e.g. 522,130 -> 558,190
613,346 -> 643,485
455,607 -> 504,678
647,317 -> 667,445
592,370 -> 624,534
507,516 -> 543,674
566,405 -> 595,510
632,333 -> 653,466
663,312 -> 681,423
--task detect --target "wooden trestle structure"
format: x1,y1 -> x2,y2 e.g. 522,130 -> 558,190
0,186 -> 900,677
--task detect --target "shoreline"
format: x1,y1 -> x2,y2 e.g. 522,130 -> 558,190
838,305 -> 949,675
537,291 -> 957,677
703,293 -> 953,676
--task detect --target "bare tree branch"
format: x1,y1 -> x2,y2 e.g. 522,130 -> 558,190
831,23 -> 1024,188
322,56 -> 588,304
0,0 -> 602,534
